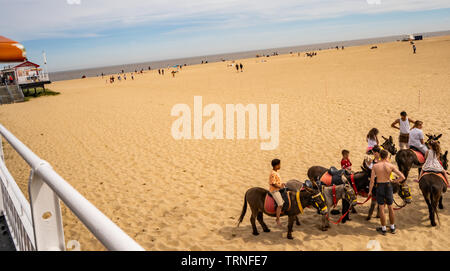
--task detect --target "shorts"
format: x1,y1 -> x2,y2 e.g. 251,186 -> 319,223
399,133 -> 409,143
376,182 -> 393,205
270,191 -> 285,206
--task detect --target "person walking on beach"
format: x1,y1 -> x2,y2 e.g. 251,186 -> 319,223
413,44 -> 416,54
368,150 -> 405,235
236,63 -> 239,72
239,63 -> 243,72
269,159 -> 285,226
162,69 -> 165,75
391,111 -> 415,150
409,120 -> 428,155
366,128 -> 379,154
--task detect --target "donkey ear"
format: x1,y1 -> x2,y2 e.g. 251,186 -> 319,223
445,151 -> 448,156
389,136 -> 393,142
382,136 -> 387,140
436,134 -> 442,140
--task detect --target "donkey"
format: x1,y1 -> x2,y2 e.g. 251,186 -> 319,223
380,136 -> 398,156
320,183 -> 357,231
395,134 -> 441,181
419,151 -> 449,226
237,185 -> 328,239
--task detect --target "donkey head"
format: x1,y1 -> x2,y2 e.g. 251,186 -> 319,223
441,150 -> 448,171
305,186 -> 328,215
344,183 -> 357,207
381,135 -> 397,155
398,182 -> 412,204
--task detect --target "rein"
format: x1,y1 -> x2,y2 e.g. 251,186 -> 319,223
326,206 -> 352,225
350,173 -> 372,205
393,197 -> 407,210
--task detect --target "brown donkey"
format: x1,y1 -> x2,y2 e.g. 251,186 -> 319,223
237,186 -> 328,239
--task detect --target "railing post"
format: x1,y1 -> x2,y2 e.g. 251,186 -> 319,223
28,161 -> 65,251
0,135 -> 4,214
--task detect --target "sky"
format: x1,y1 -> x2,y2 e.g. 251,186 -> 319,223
1,0 -> 450,72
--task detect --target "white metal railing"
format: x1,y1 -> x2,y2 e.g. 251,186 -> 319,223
16,73 -> 50,84
0,124 -> 145,251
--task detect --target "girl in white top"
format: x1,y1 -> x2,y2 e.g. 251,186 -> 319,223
422,140 -> 448,183
366,128 -> 379,154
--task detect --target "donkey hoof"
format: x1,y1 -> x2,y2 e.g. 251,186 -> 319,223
321,227 -> 328,231
431,222 -> 437,227
296,222 -> 301,226
252,231 -> 259,236
287,234 -> 294,240
366,216 -> 371,221
263,228 -> 270,233
439,205 -> 444,209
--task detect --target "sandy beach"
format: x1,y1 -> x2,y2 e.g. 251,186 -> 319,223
1,35 -> 450,251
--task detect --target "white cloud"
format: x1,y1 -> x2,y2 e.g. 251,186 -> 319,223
1,0 -> 449,41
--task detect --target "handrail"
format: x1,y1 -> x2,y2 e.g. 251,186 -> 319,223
0,124 -> 145,251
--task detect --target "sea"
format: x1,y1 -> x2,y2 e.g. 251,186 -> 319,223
48,30 -> 450,82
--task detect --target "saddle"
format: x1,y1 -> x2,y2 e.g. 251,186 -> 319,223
318,167 -> 345,186
419,171 -> 449,187
409,147 -> 425,164
264,188 -> 292,215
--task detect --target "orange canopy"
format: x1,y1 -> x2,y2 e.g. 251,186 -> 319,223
0,36 -> 27,62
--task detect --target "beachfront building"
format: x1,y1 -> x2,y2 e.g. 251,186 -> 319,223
0,61 -> 51,104
12,61 -> 50,86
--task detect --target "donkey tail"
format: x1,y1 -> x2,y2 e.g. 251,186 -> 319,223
237,191 -> 248,227
430,185 -> 441,225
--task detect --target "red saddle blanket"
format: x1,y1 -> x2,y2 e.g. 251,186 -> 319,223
419,172 -> 449,187
319,172 -> 332,186
411,149 -> 425,164
264,192 -> 292,215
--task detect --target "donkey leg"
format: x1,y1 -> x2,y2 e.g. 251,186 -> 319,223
341,201 -> 351,223
257,212 -> 270,232
295,215 -> 301,226
287,216 -> 295,239
439,196 -> 444,209
250,213 -> 259,235
424,197 -> 436,227
367,199 -> 376,220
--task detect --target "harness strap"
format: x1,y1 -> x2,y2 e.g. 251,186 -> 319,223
332,185 -> 337,207
350,174 -> 358,195
296,191 -> 303,214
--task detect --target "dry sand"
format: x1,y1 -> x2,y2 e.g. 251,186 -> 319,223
1,35 -> 450,251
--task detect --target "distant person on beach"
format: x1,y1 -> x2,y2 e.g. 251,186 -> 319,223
391,111 -> 415,150
366,128 -> 380,154
158,69 -> 161,75
409,120 -> 428,155
236,64 -> 239,72
124,74 -> 127,80
162,69 -> 164,75
341,149 -> 352,171
171,70 -> 176,77
413,44 -> 416,54
368,149 -> 405,235
131,73 -> 134,80
239,63 -> 243,72
269,159 -> 285,226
